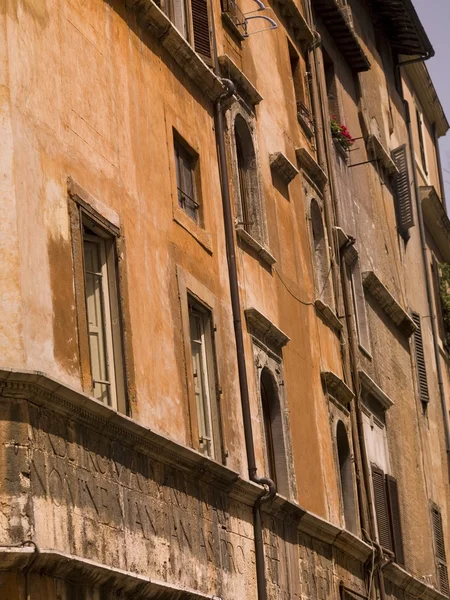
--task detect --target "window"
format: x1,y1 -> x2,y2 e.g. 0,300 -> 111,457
82,218 -> 126,411
411,312 -> 430,404
157,0 -> 212,62
260,368 -> 289,496
234,114 -> 266,245
371,465 -> 405,565
288,40 -> 313,135
349,258 -> 370,352
174,135 -> 200,224
323,48 -> 340,121
336,421 -> 357,533
391,145 -> 414,239
416,106 -> 427,174
188,296 -> 221,459
432,504 -> 449,595
310,199 -> 332,305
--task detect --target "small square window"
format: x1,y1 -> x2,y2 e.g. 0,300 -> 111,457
174,135 -> 200,224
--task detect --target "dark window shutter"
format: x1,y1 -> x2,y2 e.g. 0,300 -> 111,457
412,312 -> 430,403
191,0 -> 212,61
432,505 -> 450,595
386,475 -> 405,565
372,465 -> 393,552
391,145 -> 414,236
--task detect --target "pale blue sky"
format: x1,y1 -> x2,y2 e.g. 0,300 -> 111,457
412,0 -> 450,203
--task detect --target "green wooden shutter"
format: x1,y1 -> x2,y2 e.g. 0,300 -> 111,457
391,145 -> 414,237
412,312 -> 430,403
432,505 -> 450,595
386,475 -> 405,565
372,465 -> 393,552
191,0 -> 212,61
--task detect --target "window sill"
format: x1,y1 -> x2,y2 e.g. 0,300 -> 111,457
174,206 -> 213,254
236,226 -> 276,267
297,111 -> 315,140
221,12 -> 246,42
314,299 -> 342,334
127,0 -> 224,102
333,138 -> 350,162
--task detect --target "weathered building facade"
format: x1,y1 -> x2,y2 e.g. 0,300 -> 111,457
1,0 -> 450,599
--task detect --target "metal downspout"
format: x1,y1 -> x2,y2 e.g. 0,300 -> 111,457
213,88 -> 276,600
402,97 -> 450,472
303,2 -> 387,596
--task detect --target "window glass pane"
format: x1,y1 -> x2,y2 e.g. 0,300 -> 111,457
172,0 -> 188,39
174,140 -> 198,222
83,237 -> 110,405
189,304 -> 213,457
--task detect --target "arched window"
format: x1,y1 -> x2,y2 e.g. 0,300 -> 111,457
310,199 -> 330,303
336,420 -> 357,533
260,368 -> 289,496
234,115 -> 264,243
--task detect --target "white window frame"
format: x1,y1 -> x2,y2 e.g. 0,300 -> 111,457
82,218 -> 126,412
188,298 -> 216,458
414,100 -> 429,181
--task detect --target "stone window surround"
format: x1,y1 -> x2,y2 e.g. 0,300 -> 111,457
165,111 -> 213,254
308,195 -> 335,310
68,177 -> 134,416
362,270 -> 416,337
226,102 -> 276,267
176,265 -> 225,463
250,336 -> 297,501
328,399 -> 360,535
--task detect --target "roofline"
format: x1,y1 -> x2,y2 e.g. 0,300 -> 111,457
401,0 -> 435,59
404,61 -> 449,138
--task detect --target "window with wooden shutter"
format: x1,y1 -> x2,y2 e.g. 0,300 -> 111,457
386,475 -> 405,565
191,0 -> 212,62
411,312 -> 430,404
432,505 -> 450,595
372,465 -> 393,552
391,145 -> 414,238
174,134 -> 200,223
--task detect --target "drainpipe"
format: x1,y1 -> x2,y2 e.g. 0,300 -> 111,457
213,83 -> 276,600
402,97 -> 450,471
303,2 -> 387,597
303,0 -> 375,537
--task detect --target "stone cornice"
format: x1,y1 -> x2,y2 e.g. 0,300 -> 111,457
0,370 -> 445,598
359,370 -> 394,410
126,0 -> 224,102
2,545 -> 446,600
315,299 -> 343,333
321,371 -> 354,406
296,147 -> 328,190
362,271 -> 416,337
218,55 -> 263,107
244,308 -> 290,349
269,151 -> 299,184
367,134 -> 398,175
384,561 -> 448,600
